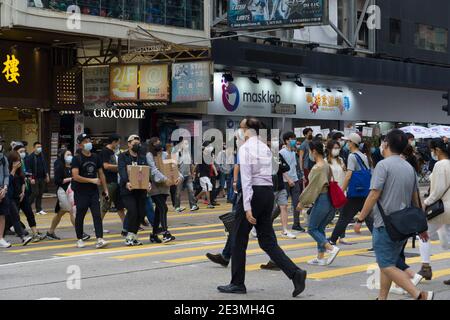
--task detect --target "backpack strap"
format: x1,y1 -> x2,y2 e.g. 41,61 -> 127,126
353,153 -> 368,171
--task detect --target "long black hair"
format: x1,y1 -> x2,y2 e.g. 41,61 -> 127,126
147,137 -> 161,157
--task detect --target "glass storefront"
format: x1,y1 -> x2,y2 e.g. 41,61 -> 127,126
28,0 -> 204,30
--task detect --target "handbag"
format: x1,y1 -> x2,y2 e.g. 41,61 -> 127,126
347,153 -> 371,198
424,184 -> 450,221
377,201 -> 428,242
328,167 -> 348,209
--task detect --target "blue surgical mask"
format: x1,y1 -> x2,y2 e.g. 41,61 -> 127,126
370,147 -> 376,154
83,143 -> 93,152
289,140 -> 296,148
65,156 -> 73,164
343,143 -> 350,152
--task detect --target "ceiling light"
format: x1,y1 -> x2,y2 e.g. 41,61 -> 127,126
272,76 -> 282,86
248,75 -> 259,84
25,36 -> 33,40
358,90 -> 363,95
326,88 -> 332,93
355,122 -> 366,126
337,89 -> 343,93
53,39 -> 61,42
367,122 -> 378,125
223,72 -> 233,82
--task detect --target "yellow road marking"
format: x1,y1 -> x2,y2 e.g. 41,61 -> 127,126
433,268 -> 450,279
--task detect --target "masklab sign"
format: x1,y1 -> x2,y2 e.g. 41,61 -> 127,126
92,109 -> 146,119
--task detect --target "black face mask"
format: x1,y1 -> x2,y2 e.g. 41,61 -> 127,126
154,144 -> 162,152
131,144 -> 141,153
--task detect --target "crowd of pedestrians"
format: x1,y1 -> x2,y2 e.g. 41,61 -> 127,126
1,117 -> 450,299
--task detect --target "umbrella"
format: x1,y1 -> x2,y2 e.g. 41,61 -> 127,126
430,125 -> 450,138
399,126 -> 437,139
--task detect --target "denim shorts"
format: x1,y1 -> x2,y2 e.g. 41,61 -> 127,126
274,189 -> 288,206
373,226 -> 407,268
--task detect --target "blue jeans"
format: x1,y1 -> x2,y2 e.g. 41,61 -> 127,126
226,174 -> 234,201
307,193 -> 336,253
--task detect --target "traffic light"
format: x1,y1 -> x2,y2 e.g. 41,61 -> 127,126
443,91 -> 450,115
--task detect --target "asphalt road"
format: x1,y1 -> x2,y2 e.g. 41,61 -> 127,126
1,196 -> 449,300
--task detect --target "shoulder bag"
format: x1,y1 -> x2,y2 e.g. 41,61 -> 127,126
424,184 -> 450,221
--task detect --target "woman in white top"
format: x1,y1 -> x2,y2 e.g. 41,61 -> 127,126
326,140 -> 346,188
418,138 -> 450,280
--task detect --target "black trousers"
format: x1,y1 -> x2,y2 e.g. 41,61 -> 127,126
8,199 -> 27,238
19,193 -> 36,228
230,186 -> 301,286
151,194 -> 168,234
122,191 -> 147,234
329,197 -> 374,243
74,191 -> 103,239
30,178 -> 45,212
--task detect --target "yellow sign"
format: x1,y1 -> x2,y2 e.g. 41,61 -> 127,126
110,65 -> 138,101
2,54 -> 20,84
139,65 -> 169,101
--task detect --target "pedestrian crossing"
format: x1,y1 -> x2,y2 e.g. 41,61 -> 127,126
5,200 -> 450,286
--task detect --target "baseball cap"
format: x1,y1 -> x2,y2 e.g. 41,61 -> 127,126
343,132 -> 361,145
127,134 -> 140,142
11,141 -> 24,150
76,133 -> 91,144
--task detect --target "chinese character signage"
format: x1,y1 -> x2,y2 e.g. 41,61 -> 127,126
171,61 -> 212,103
83,66 -> 109,108
109,65 -> 138,101
139,65 -> 169,101
2,54 -> 20,84
228,0 -> 329,30
306,91 -> 350,115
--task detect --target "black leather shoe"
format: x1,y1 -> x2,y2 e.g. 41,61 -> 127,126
292,269 -> 307,297
443,279 -> 450,285
292,224 -> 306,233
217,284 -> 247,294
260,260 -> 280,271
206,253 -> 229,267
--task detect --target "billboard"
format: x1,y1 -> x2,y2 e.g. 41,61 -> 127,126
171,61 -> 212,103
83,66 -> 109,109
228,0 -> 329,29
109,65 -> 138,101
139,64 -> 169,101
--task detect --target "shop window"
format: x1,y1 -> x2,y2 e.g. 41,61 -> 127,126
389,18 -> 401,45
414,23 -> 448,53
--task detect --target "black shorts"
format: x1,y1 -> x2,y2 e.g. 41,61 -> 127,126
0,197 -> 10,216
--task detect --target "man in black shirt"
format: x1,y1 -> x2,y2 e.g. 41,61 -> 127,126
72,134 -> 109,249
26,142 -> 50,215
100,134 -> 125,227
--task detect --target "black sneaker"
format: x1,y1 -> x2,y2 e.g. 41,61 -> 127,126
121,230 -> 128,237
292,269 -> 307,297
82,233 -> 91,241
327,238 -> 337,246
46,232 -> 61,240
211,202 -> 220,206
162,232 -> 175,243
21,235 -> 33,246
367,247 -> 374,252
206,253 -> 229,267
292,224 -> 306,233
150,234 -> 162,243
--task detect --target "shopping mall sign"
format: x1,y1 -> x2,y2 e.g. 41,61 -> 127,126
228,0 -> 329,29
2,54 -> 20,84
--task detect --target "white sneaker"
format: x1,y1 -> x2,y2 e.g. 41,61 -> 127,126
412,274 -> 423,287
76,239 -> 86,248
281,231 -> 296,239
307,258 -> 327,266
39,211 -> 48,215
326,246 -> 341,265
96,238 -> 108,249
250,227 -> 257,238
103,229 -> 110,234
0,238 -> 12,248
22,235 -> 33,246
424,291 -> 434,300
390,283 -> 407,295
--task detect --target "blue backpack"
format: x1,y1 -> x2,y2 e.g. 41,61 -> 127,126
347,153 -> 371,198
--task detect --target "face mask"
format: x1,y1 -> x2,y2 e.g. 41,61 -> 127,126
309,152 -> 315,162
132,144 -> 141,153
371,147 -> 376,154
19,152 -> 26,159
332,149 -> 340,157
36,147 -> 42,154
431,151 -> 438,161
237,129 -> 245,141
289,140 -> 296,148
0,144 -> 3,153
83,142 -> 93,152
65,156 -> 73,164
410,140 -> 416,148
379,143 -> 385,158
343,143 -> 350,152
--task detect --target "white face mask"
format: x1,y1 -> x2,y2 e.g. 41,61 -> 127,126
431,151 -> 438,161
410,140 -> 416,148
309,152 -> 315,162
19,152 -> 26,159
237,128 -> 246,141
332,149 -> 341,157
380,143 -> 385,158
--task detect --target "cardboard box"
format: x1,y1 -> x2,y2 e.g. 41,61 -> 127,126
127,165 -> 150,190
154,154 -> 180,187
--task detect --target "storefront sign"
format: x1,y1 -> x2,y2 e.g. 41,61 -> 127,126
83,66 -> 109,108
228,0 -> 329,29
74,114 -> 84,150
172,61 -> 212,103
272,103 -> 296,115
92,109 -> 146,119
110,65 -> 138,101
139,65 -> 169,101
2,54 -> 20,84
362,127 -> 373,137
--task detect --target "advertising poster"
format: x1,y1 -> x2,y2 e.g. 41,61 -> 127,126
83,66 -> 109,108
171,61 -> 212,103
228,0 -> 328,29
139,64 -> 169,101
109,65 -> 138,101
